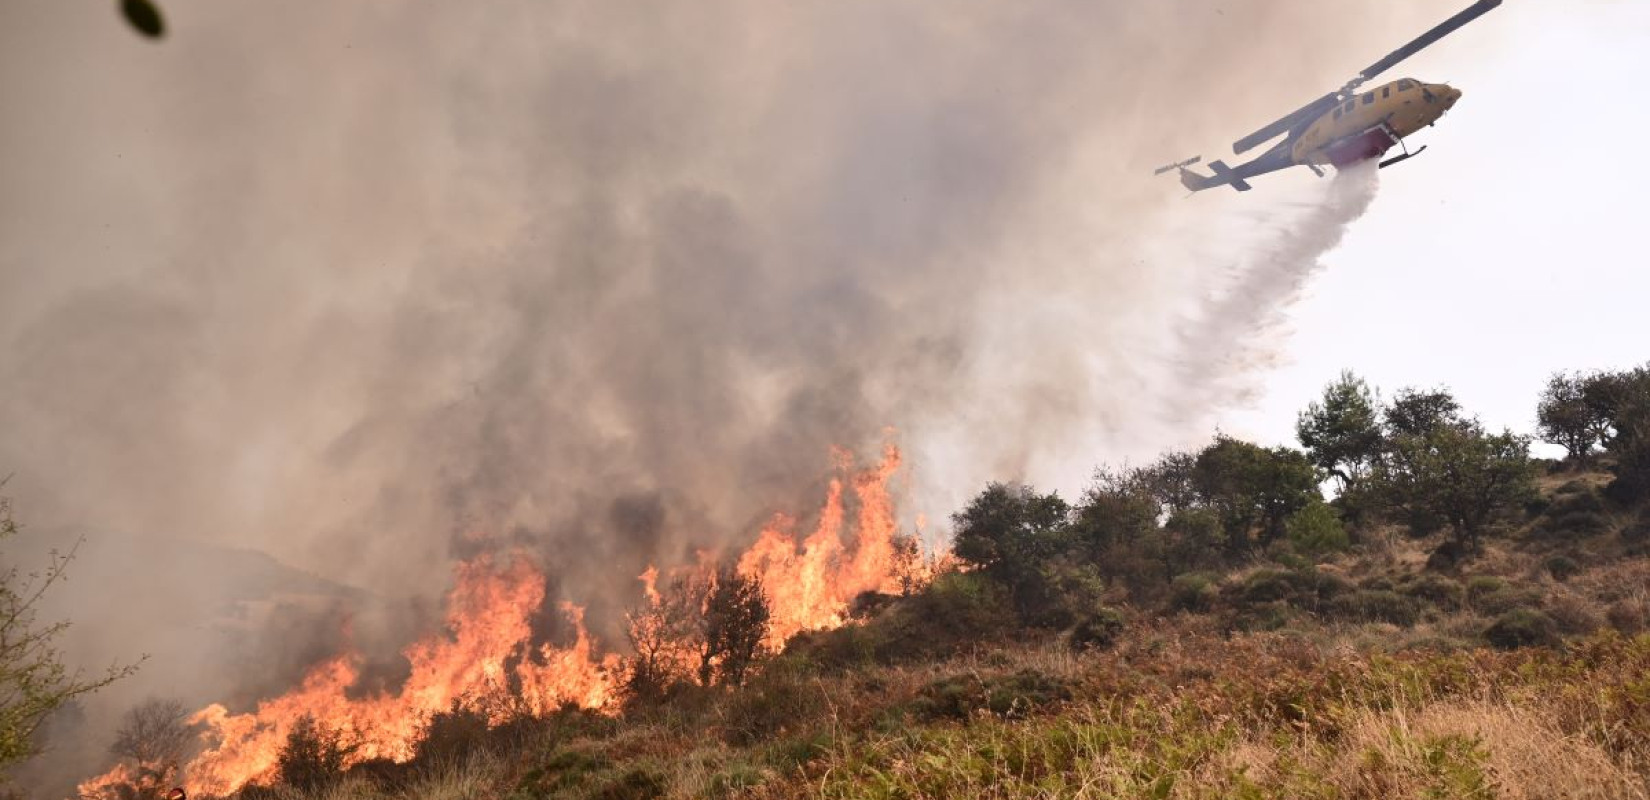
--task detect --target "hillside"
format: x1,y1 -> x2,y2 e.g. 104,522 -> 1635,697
193,463 -> 1649,800
60,366 -> 1650,799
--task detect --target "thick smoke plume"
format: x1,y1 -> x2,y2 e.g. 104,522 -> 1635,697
0,0 -> 1435,788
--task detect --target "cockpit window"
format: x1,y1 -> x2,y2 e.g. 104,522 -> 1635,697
1398,79 -> 1416,90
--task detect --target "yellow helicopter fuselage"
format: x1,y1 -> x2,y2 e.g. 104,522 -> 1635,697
1292,78 -> 1461,167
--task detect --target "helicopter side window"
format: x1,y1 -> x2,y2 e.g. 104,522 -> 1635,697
1382,87 -> 1391,99
1363,92 -> 1375,105
1343,100 -> 1355,114
1398,79 -> 1416,91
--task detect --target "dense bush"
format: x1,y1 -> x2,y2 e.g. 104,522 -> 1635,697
1398,574 -> 1465,611
1484,610 -> 1561,650
1068,609 -> 1125,651
1168,572 -> 1220,613
1329,590 -> 1420,626
1543,555 -> 1581,582
717,661 -> 828,747
1285,502 -> 1350,557
912,669 -> 1072,722
277,716 -> 358,793
1472,586 -> 1545,616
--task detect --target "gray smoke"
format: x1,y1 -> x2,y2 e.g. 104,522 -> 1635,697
0,0 -> 1442,788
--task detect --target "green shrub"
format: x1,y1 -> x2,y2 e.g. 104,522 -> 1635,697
913,669 -> 1072,722
1168,572 -> 1219,613
1543,555 -> 1581,582
1539,510 -> 1611,539
720,661 -> 828,746
1241,569 -> 1300,603
1359,575 -> 1397,592
516,749 -> 613,796
1464,576 -> 1507,604
1068,608 -> 1125,651
1471,586 -> 1545,616
1329,590 -> 1420,626
1286,502 -> 1350,557
590,764 -> 669,800
1484,610 -> 1561,650
1398,574 -> 1465,611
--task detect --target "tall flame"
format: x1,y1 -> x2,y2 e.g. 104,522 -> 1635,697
737,442 -> 908,647
78,443 -> 918,798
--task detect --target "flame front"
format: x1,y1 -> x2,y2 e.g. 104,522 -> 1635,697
147,554 -> 619,798
78,443 -> 917,798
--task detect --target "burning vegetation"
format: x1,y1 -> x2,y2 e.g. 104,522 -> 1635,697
75,445 -> 927,798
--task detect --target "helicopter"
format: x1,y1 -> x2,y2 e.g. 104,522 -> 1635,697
1158,0 -> 1502,193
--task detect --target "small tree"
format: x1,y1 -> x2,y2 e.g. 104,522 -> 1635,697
1375,421 -> 1536,547
1296,371 -> 1383,491
1601,366 -> 1650,503
1385,387 -> 1463,439
950,484 -> 1073,622
0,491 -> 139,775
1191,437 -> 1320,555
622,576 -> 701,703
1537,372 -> 1600,466
698,567 -> 769,687
104,698 -> 192,797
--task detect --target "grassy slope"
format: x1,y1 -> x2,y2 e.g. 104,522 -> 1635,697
248,469 -> 1650,800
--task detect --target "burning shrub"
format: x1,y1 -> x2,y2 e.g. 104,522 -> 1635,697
276,715 -> 359,793
700,566 -> 771,687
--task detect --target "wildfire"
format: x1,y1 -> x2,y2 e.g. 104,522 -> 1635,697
737,442 -> 912,647
78,443 -> 920,798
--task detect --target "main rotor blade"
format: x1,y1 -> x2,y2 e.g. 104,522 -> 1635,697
1355,0 -> 1502,85
1232,91 -> 1338,156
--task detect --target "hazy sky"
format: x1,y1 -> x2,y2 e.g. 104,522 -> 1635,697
1216,0 -> 1650,453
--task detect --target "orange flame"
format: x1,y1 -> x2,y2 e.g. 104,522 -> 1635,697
79,442 -> 922,798
738,442 -> 912,647
130,553 -> 620,798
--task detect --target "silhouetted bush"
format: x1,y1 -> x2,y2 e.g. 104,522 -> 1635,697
1484,610 -> 1560,650
277,715 -> 357,793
